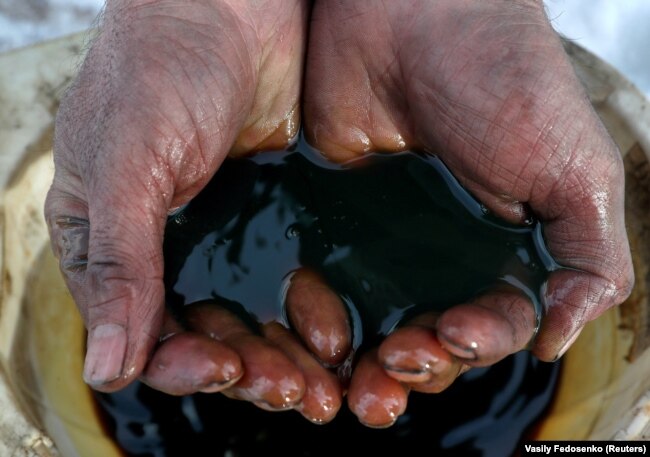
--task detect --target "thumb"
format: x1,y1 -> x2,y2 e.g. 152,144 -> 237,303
46,168 -> 169,392
85,177 -> 168,390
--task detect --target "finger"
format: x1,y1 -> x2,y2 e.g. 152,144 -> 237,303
88,180 -> 169,391
347,350 -> 408,429
528,135 -> 633,360
45,178 -> 163,392
435,291 -> 537,367
140,310 -> 243,395
140,331 -> 243,396
285,269 -> 351,366
378,313 -> 461,393
263,322 -> 342,424
303,2 -> 416,161
45,134 -> 174,393
185,304 -> 305,410
534,269 -> 622,361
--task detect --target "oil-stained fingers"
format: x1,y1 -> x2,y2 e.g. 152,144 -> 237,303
140,312 -> 243,396
348,350 -> 409,428
285,269 -> 352,366
184,303 -> 305,411
435,291 -> 537,367
378,312 -> 463,393
263,322 -> 342,424
141,332 -> 243,396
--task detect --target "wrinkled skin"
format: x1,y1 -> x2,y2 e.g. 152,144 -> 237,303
45,0 -> 326,417
45,0 -> 634,428
305,0 -> 633,427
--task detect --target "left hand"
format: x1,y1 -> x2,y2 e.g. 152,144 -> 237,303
299,0 -> 634,427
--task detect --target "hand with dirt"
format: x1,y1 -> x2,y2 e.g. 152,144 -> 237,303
303,0 -> 633,427
45,0 -> 348,423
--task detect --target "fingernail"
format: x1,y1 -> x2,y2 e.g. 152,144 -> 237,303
555,328 -> 583,361
438,335 -> 478,361
199,381 -> 228,394
253,400 -> 295,412
359,418 -> 398,429
383,365 -> 432,384
83,324 -> 127,386
159,332 -> 177,343
198,374 -> 242,393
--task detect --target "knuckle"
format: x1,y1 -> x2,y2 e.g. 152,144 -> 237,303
590,270 -> 633,317
85,258 -> 139,300
84,256 -> 162,320
612,264 -> 635,304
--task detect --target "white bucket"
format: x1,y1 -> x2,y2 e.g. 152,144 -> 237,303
0,34 -> 648,456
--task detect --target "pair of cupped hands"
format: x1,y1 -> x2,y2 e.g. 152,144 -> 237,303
45,0 -> 633,427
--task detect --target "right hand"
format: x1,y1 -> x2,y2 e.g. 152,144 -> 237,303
44,0 -> 347,421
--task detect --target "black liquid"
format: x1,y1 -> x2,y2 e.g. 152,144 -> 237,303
163,137 -> 557,348
94,135 -> 561,456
